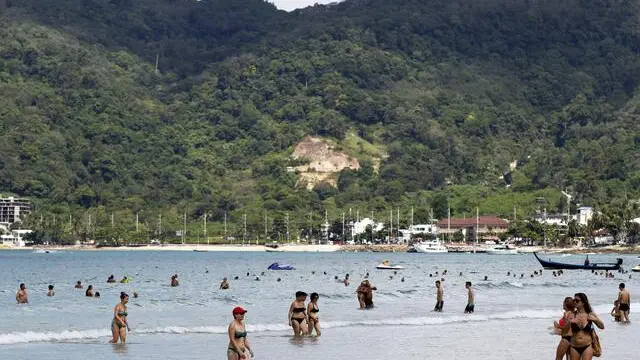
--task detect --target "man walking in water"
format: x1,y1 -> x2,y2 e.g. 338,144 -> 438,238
464,282 -> 475,313
618,283 -> 631,323
434,280 -> 444,312
16,283 -> 28,304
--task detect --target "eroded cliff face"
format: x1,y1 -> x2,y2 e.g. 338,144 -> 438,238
292,136 -> 360,189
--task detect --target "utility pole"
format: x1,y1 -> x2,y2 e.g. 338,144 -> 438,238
135,213 -> 139,233
182,212 -> 186,245
447,205 -> 451,244
224,213 -> 228,244
342,212 -> 345,242
389,209 -> 393,244
286,212 -> 290,244
204,212 -> 208,245
476,207 -> 480,251
243,213 -> 247,245
111,213 -> 114,229
411,207 -> 414,229
264,210 -> 268,241
308,212 -> 313,244
325,210 -> 329,244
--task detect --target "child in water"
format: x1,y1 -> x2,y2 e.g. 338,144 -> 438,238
611,300 -> 621,322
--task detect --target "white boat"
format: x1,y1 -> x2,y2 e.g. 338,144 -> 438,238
376,261 -> 404,270
413,240 -> 448,253
632,264 -> 640,273
486,244 -> 519,255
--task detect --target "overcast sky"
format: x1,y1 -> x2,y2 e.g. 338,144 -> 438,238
269,0 -> 342,11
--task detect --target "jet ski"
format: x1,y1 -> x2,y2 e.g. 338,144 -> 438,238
268,262 -> 295,270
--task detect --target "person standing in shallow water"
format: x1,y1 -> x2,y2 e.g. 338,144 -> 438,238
16,283 -> 28,304
47,285 -> 55,297
307,292 -> 321,336
227,307 -> 253,360
288,291 -> 308,336
554,297 -> 575,360
356,280 -> 376,309
564,293 -> 604,360
171,274 -> 179,287
464,282 -> 474,313
434,280 -> 443,312
617,283 -> 631,323
110,292 -> 130,344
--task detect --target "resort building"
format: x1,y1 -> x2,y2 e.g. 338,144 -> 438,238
0,229 -> 32,247
398,224 -> 439,242
437,216 -> 509,241
0,196 -> 32,225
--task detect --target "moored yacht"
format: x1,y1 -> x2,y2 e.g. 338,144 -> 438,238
413,239 -> 448,253
486,243 -> 519,255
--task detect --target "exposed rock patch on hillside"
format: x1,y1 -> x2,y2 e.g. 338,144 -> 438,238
292,136 -> 360,189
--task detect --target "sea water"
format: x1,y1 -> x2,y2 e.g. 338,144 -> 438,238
0,251 -> 638,359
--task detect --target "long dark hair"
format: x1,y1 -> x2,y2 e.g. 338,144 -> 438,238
574,293 -> 592,313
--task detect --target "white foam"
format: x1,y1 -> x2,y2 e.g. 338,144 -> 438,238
2,304 -> 634,345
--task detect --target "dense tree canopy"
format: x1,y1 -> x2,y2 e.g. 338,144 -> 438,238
1,0 -> 639,241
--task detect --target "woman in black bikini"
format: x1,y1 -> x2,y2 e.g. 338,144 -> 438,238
307,292 -> 321,336
564,293 -> 604,360
227,307 -> 254,360
288,291 -> 308,336
554,297 -> 575,360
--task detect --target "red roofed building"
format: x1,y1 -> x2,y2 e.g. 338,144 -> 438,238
438,216 -> 510,241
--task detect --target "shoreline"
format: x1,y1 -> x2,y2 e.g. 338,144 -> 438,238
1,243 -> 638,254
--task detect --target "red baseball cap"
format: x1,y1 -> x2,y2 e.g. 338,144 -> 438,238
232,306 -> 247,315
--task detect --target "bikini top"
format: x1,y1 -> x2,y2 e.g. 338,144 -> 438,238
234,330 -> 247,339
292,306 -> 306,313
310,305 -> 319,313
571,320 -> 592,333
118,310 -> 128,317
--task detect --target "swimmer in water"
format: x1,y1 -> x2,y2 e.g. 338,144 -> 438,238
86,285 -> 94,297
565,293 -> 604,360
109,292 -> 130,343
95,292 -> 101,298
227,307 -> 253,360
220,278 -> 230,290
288,291 -> 308,336
343,274 -> 350,286
464,282 -> 474,313
47,285 -> 55,297
107,275 -> 116,283
75,281 -> 83,289
307,292 -> 321,336
120,276 -> 129,284
16,283 -> 28,304
171,274 -> 179,287
553,297 -> 575,360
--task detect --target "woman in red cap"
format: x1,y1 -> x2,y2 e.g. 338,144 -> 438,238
228,306 -> 254,360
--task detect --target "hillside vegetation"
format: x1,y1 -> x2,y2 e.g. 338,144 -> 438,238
1,0 -> 639,241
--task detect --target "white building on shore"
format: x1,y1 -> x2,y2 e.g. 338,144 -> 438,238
351,217 -> 384,237
398,224 -> 439,243
0,229 -> 32,247
0,196 -> 32,225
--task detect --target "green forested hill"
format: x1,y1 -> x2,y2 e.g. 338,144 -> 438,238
1,0 -> 639,241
